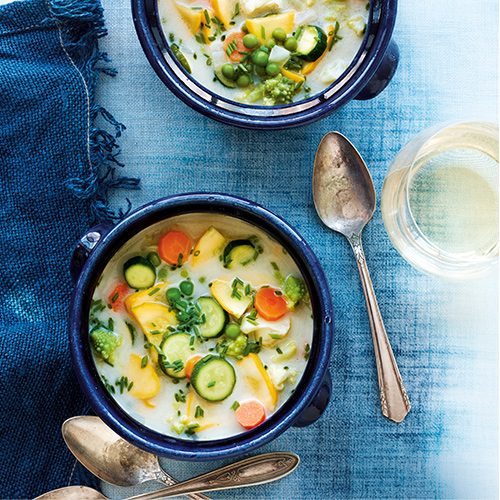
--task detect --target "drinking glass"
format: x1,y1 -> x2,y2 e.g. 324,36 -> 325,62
381,122 -> 499,281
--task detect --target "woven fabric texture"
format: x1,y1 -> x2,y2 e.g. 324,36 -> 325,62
0,0 -> 137,497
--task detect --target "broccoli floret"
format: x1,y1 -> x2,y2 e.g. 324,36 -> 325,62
284,275 -> 308,306
261,74 -> 301,106
90,328 -> 122,364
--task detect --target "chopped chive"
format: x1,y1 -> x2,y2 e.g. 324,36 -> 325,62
148,287 -> 160,296
108,318 -> 114,331
231,401 -> 240,411
150,330 -> 161,335
195,405 -> 205,418
141,355 -> 148,368
261,25 -> 265,38
305,343 -> 311,360
111,292 -> 119,303
177,253 -> 183,266
269,333 -> 282,339
186,422 -> 200,429
207,381 -> 216,388
276,347 -> 283,354
125,321 -> 136,345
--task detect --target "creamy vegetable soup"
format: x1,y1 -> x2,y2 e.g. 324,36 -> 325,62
158,0 -> 369,105
89,214 -> 313,440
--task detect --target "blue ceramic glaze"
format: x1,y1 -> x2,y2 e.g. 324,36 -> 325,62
131,0 -> 398,129
69,193 -> 334,460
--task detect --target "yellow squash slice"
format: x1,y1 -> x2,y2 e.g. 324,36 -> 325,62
127,354 -> 161,400
192,226 -> 227,266
246,12 -> 294,43
238,353 -> 278,410
173,2 -> 204,34
210,279 -> 252,318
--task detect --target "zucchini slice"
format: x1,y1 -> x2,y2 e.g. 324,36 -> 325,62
223,240 -> 258,269
197,297 -> 228,338
123,256 -> 156,289
160,332 -> 192,378
296,25 -> 328,62
191,355 -> 236,401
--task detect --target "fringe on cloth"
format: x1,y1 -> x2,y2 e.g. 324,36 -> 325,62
48,0 -> 140,221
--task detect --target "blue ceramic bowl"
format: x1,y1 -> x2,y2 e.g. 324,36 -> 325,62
131,0 -> 398,129
69,193 -> 334,460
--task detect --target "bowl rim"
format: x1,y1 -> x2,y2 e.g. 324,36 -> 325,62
69,193 -> 334,459
131,0 -> 398,129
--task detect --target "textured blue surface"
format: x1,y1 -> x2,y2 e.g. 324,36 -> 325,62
0,0 -> 498,498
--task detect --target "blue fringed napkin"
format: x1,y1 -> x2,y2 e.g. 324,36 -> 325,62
0,0 -> 138,497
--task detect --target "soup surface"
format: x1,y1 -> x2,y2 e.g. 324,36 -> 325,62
89,214 -> 313,440
158,0 -> 369,105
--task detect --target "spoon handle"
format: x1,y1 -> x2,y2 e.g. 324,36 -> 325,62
156,471 -> 211,500
127,452 -> 299,500
348,234 -> 411,423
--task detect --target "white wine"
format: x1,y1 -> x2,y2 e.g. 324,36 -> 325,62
408,148 -> 499,256
381,122 -> 499,280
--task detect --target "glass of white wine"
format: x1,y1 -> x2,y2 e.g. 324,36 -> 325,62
381,122 -> 499,281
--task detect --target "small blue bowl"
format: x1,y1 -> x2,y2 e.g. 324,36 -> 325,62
131,0 -> 398,129
69,193 -> 334,460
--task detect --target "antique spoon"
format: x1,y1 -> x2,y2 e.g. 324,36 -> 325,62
312,131 -> 411,423
33,451 -> 299,500
62,415 -> 209,499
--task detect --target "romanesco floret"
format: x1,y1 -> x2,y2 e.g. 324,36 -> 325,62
262,74 -> 299,106
90,328 -> 122,364
284,275 -> 308,305
225,334 -> 248,357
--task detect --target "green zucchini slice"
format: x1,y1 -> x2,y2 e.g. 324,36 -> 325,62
296,25 -> 328,62
160,332 -> 192,378
191,355 -> 236,401
123,256 -> 156,289
197,297 -> 228,338
223,240 -> 258,269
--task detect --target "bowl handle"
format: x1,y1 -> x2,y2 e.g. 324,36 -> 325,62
70,222 -> 114,282
354,40 -> 399,100
293,370 -> 332,427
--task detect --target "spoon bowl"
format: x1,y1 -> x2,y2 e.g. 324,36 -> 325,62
313,131 -> 411,423
313,132 -> 376,236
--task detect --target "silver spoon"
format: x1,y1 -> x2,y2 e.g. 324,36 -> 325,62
62,415 -> 208,499
33,451 -> 299,500
313,131 -> 411,423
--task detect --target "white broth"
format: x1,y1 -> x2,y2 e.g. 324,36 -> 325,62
158,0 -> 369,105
89,214 -> 313,440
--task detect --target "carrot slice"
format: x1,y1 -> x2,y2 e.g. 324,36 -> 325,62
184,355 -> 203,380
158,231 -> 192,265
108,282 -> 130,312
254,287 -> 287,321
223,32 -> 253,62
235,400 -> 266,429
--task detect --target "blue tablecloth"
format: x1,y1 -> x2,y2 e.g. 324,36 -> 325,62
1,0 -> 498,498
97,1 -> 499,499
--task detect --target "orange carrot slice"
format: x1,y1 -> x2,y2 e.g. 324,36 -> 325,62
184,355 -> 203,380
223,32 -> 253,62
158,231 -> 192,265
254,287 -> 287,321
108,282 -> 130,312
235,400 -> 266,429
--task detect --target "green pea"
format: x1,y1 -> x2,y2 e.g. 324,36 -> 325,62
179,280 -> 194,296
272,28 -> 287,42
254,65 -> 267,77
147,252 -> 161,268
243,33 -> 259,49
266,62 -> 280,76
245,62 -> 254,73
252,50 -> 269,67
221,63 -> 236,80
166,287 -> 181,302
284,36 -> 298,51
236,74 -> 250,87
225,323 -> 241,339
265,39 -> 276,49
